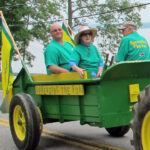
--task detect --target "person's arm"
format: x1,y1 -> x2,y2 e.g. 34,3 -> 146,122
48,65 -> 69,74
69,48 -> 85,78
94,46 -> 104,77
115,38 -> 129,62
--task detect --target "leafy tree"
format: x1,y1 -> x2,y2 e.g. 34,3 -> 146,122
96,0 -> 144,57
0,0 -> 146,66
0,0 -> 59,66
60,0 -> 145,59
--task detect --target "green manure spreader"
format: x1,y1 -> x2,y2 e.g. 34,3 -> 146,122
2,60 -> 150,150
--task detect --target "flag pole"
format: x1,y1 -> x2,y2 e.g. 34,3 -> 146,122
0,11 -> 23,60
60,14 -> 75,35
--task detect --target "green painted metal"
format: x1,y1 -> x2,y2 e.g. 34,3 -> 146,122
12,60 -> 150,128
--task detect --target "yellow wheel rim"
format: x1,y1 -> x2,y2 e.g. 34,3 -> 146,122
142,111 -> 150,150
13,105 -> 26,141
37,107 -> 43,134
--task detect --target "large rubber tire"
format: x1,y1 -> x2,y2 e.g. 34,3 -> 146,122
9,93 -> 41,150
105,125 -> 130,137
132,85 -> 150,150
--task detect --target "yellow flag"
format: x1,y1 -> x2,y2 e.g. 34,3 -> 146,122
0,14 -> 14,112
62,23 -> 75,47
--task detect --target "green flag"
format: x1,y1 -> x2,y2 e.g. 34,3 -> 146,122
62,23 -> 75,47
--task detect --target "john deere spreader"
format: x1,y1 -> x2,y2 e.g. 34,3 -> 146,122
2,60 -> 150,150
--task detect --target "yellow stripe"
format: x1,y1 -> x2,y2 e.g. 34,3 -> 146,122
0,118 -> 9,122
0,121 -> 9,127
42,133 -> 103,150
43,129 -> 124,150
0,118 -> 124,150
32,72 -> 87,82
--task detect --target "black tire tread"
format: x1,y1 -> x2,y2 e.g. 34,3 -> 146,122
9,93 -> 41,150
131,85 -> 150,150
105,125 -> 130,137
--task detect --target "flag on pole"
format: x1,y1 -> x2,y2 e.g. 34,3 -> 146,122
62,23 -> 75,47
0,12 -> 14,112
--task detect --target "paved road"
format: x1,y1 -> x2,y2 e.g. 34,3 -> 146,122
0,91 -> 135,150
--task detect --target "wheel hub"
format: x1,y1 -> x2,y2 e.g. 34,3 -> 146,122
13,105 -> 26,141
18,120 -> 22,126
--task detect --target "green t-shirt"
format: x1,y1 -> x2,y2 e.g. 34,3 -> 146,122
71,43 -> 103,73
44,40 -> 74,74
116,32 -> 150,61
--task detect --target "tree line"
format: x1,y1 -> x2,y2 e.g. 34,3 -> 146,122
0,0 -> 145,66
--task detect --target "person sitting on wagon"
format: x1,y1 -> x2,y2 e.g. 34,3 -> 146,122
115,21 -> 150,62
70,26 -> 104,78
44,23 -> 74,75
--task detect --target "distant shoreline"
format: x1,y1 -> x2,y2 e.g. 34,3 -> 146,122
140,22 -> 150,29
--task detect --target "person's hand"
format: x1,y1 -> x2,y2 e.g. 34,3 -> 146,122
96,70 -> 102,77
72,65 -> 85,78
76,67 -> 85,78
96,67 -> 103,77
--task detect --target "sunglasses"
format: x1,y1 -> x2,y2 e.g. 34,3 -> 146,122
51,28 -> 62,33
122,28 -> 128,32
81,32 -> 92,36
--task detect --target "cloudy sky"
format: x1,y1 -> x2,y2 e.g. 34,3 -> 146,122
139,1 -> 150,23
138,1 -> 150,45
12,1 -> 150,74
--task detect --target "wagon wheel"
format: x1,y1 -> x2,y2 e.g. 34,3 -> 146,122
37,107 -> 43,134
131,85 -> 150,150
9,93 -> 41,150
105,125 -> 130,137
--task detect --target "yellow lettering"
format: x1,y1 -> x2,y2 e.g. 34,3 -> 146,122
35,85 -> 84,95
130,41 -> 133,45
130,40 -> 146,46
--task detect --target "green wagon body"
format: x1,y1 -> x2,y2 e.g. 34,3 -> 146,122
2,60 -> 150,149
12,61 -> 150,128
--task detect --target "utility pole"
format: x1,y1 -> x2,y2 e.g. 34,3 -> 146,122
68,0 -> 73,29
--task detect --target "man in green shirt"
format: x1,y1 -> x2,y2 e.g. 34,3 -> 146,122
44,24 -> 74,75
116,21 -> 150,62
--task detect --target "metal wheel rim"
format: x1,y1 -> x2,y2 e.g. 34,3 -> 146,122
13,105 -> 26,141
37,107 -> 43,134
142,111 -> 150,150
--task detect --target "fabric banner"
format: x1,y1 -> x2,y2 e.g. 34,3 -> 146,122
0,14 -> 14,112
62,23 -> 75,47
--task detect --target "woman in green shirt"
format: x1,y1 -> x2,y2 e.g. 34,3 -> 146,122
70,26 -> 104,78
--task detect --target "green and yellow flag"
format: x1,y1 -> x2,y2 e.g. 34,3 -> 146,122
62,23 -> 75,47
0,12 -> 14,112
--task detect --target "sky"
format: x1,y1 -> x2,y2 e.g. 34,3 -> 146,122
138,1 -> 150,23
137,1 -> 150,45
12,1 -> 150,74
